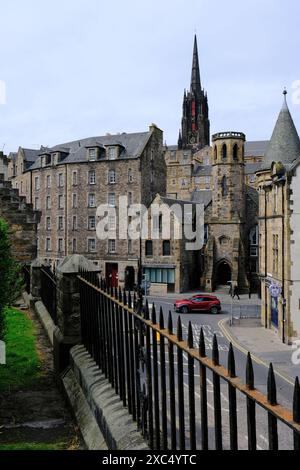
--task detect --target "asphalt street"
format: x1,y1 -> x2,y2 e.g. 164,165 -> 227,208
147,294 -> 295,450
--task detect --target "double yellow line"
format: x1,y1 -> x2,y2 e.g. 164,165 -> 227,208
218,318 -> 295,387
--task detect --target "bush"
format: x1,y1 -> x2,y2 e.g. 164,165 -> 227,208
0,218 -> 24,337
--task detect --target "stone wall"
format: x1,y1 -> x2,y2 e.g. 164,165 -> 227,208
0,174 -> 39,263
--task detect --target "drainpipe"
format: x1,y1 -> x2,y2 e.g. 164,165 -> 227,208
281,182 -> 285,344
264,187 -> 268,329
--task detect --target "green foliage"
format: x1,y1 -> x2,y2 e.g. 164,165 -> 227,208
0,218 -> 24,337
0,308 -> 41,392
0,442 -> 68,451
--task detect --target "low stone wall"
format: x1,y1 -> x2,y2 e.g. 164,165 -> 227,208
63,345 -> 149,451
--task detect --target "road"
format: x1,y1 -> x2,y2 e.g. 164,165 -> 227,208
147,294 -> 295,450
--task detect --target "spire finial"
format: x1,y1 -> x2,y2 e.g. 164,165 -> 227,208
190,35 -> 201,94
282,87 -> 288,110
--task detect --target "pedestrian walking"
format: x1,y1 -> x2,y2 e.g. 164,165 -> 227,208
233,285 -> 240,300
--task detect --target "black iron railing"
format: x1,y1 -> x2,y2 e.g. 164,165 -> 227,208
78,269 -> 300,451
41,266 -> 57,324
22,265 -> 31,294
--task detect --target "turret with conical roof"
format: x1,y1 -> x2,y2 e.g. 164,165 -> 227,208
178,35 -> 210,150
262,90 -> 300,170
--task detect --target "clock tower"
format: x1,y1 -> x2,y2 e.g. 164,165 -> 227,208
179,35 -> 210,150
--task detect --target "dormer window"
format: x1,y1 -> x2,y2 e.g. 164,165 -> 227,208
42,154 -> 51,167
89,148 -> 97,161
108,147 -> 117,160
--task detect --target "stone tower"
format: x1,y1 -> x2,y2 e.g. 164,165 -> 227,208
179,35 -> 210,150
203,132 -> 249,292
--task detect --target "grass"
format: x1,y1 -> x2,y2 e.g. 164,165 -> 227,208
0,442 -> 67,451
0,308 -> 41,392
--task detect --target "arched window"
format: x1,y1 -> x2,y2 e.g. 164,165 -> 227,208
145,241 -> 153,257
108,170 -> 116,184
214,146 -> 218,162
163,241 -> 171,257
222,144 -> 227,160
233,144 -> 238,161
221,176 -> 228,197
128,169 -> 133,183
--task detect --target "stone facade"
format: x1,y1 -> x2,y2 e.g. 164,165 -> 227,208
0,173 -> 40,263
8,125 -> 166,289
0,151 -> 8,180
257,93 -> 300,344
201,133 -> 258,292
142,194 -> 202,293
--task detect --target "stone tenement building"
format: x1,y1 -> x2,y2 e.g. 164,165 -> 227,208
0,151 -> 9,180
0,173 -> 39,263
8,125 -> 166,289
257,92 -> 300,344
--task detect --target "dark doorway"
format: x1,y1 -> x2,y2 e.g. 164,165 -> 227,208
125,267 -> 135,291
216,261 -> 232,286
106,263 -> 119,288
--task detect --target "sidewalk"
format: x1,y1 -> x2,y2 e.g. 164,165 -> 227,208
220,317 -> 300,385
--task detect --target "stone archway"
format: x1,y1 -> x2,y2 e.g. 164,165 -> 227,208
216,260 -> 232,287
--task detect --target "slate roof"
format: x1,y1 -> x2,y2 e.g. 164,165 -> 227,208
261,95 -> 300,170
245,141 -> 269,157
23,148 -> 41,162
193,165 -> 212,177
191,190 -> 212,207
27,131 -> 152,170
245,163 -> 262,175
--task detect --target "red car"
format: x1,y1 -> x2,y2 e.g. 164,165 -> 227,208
174,295 -> 222,314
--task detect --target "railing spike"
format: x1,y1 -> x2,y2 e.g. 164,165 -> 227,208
212,334 -> 220,366
152,304 -> 157,324
168,312 -> 173,334
144,300 -> 150,320
159,307 -> 164,329
246,352 -> 255,390
187,322 -> 194,349
119,287 -> 122,302
199,327 -> 206,358
128,291 -> 132,309
293,377 -> 300,424
267,363 -> 277,406
177,316 -> 183,342
228,343 -> 236,378
123,289 -> 127,306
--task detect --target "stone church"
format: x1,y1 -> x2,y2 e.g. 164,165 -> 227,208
165,36 -> 262,293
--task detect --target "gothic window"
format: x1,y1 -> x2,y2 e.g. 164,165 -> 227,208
214,146 -> 218,162
222,144 -> 227,160
221,176 -> 228,197
233,144 -> 238,161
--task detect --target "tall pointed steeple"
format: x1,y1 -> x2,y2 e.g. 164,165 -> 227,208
178,36 -> 210,150
262,90 -> 300,169
190,35 -> 201,95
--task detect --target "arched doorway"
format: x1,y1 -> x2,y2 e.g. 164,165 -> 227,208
125,266 -> 135,291
216,261 -> 232,287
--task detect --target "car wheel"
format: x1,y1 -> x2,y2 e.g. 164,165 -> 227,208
181,306 -> 189,314
210,307 -> 219,315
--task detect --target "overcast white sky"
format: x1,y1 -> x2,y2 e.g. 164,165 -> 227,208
0,0 -> 300,153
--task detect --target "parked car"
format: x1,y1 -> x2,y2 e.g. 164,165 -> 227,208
174,295 -> 222,314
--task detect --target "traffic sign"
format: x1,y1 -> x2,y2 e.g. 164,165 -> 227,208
269,283 -> 282,299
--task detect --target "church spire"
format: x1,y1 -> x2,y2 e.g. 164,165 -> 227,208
190,34 -> 201,95
178,35 -> 210,150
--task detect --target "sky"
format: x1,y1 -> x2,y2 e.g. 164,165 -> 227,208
0,0 -> 300,154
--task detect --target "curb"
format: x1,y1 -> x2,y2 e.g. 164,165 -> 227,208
218,318 -> 295,387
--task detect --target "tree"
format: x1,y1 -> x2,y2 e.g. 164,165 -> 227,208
0,218 -> 24,337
